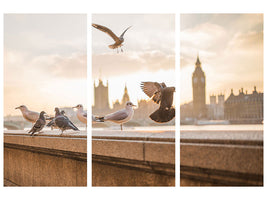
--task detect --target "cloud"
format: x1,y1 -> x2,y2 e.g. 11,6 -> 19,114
226,31 -> 263,53
181,22 -> 227,50
92,51 -> 175,78
46,53 -> 87,78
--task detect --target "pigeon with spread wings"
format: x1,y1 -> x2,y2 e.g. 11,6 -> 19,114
92,23 -> 131,53
141,82 -> 175,123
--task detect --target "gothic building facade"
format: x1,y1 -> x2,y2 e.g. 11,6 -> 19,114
93,79 -> 110,114
224,87 -> 263,123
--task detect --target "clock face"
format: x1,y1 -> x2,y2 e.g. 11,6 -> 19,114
193,77 -> 197,83
201,77 -> 204,82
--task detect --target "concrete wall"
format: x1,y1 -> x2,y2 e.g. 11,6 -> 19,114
4,130 -> 87,186
180,130 -> 263,186
92,130 -> 175,186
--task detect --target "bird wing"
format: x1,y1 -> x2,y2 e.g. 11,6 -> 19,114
105,110 -> 128,121
120,26 -> 131,38
47,119 -> 55,127
24,111 -> 39,122
92,23 -> 120,42
141,82 -> 164,104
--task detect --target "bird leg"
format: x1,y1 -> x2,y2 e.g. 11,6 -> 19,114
117,48 -> 119,53
121,47 -> 123,52
120,124 -> 123,131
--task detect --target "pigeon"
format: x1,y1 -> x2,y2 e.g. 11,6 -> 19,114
53,108 -> 79,134
141,81 -> 175,123
47,108 -> 65,130
73,104 -> 87,125
92,23 -> 131,53
15,105 -> 39,124
28,111 -> 46,136
97,101 -> 136,130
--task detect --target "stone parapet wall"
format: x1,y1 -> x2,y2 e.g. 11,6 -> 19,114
92,130 -> 175,186
4,130 -> 87,186
180,130 -> 263,186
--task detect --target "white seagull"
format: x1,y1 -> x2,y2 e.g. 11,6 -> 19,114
15,105 -> 39,124
97,101 -> 136,130
92,23 -> 131,53
73,104 -> 87,125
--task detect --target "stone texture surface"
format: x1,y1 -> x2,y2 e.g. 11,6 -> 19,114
92,161 -> 175,186
92,130 -> 175,186
180,130 -> 263,186
4,131 -> 87,186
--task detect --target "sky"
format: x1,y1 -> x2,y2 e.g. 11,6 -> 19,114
92,14 -> 175,108
4,14 -> 87,116
180,14 -> 263,105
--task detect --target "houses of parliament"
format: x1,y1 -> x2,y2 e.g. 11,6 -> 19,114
180,55 -> 263,124
92,79 -> 175,126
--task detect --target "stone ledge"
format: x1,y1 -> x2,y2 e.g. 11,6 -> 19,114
4,130 -> 87,154
4,130 -> 87,186
92,130 -> 175,186
92,130 -> 175,164
180,130 -> 263,186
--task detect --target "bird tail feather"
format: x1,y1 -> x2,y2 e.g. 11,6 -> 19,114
149,107 -> 175,123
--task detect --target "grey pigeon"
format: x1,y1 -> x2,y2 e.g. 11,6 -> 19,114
141,81 -> 175,123
97,101 -> 136,130
28,111 -> 46,136
92,23 -> 131,53
15,105 -> 39,124
53,108 -> 79,134
47,108 -> 64,130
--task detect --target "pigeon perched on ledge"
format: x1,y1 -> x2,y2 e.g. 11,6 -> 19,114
47,108 -> 65,130
96,101 -> 136,130
141,81 -> 175,123
92,23 -> 131,53
52,107 -> 79,134
28,111 -> 46,136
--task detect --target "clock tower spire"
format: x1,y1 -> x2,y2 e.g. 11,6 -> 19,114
192,54 -> 206,119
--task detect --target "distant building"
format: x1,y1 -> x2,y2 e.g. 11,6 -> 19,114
180,101 -> 193,123
224,87 -> 263,123
93,79 -> 110,114
207,94 -> 224,120
192,55 -> 207,119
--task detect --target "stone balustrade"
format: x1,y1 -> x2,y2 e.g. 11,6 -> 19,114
4,130 -> 87,186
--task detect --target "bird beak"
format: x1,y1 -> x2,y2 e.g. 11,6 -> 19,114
15,107 -> 19,109
72,106 -> 77,109
133,104 -> 137,107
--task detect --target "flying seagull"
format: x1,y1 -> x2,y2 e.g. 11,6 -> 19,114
96,101 -> 136,130
15,105 -> 39,124
28,111 -> 46,136
141,81 -> 175,123
53,107 -> 79,134
92,23 -> 131,53
73,104 -> 87,125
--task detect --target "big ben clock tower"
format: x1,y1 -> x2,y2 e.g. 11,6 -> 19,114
192,55 -> 206,119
